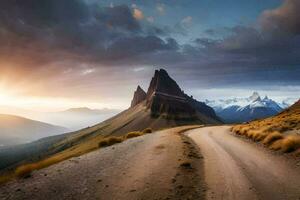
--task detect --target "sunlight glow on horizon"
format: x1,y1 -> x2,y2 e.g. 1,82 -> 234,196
0,88 -> 124,112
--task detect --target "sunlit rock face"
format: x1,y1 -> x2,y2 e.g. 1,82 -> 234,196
130,86 -> 147,107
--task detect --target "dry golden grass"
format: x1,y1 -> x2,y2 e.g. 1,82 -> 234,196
98,140 -> 109,147
142,128 -> 152,134
15,164 -> 38,178
2,126 -> 193,185
263,131 -> 283,146
280,135 -> 300,153
98,136 -> 124,147
270,139 -> 283,151
14,151 -> 84,179
107,136 -> 124,145
125,131 -> 143,139
231,101 -> 300,154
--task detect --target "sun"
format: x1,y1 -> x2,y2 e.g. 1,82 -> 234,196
0,89 -> 15,106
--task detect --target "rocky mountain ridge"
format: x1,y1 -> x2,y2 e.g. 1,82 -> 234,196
131,69 -> 220,121
131,86 -> 147,107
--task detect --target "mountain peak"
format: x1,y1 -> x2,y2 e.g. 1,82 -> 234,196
146,68 -> 184,99
249,92 -> 261,101
141,69 -> 220,121
130,85 -> 146,107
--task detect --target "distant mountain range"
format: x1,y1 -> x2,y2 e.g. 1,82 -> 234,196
0,114 -> 68,146
206,92 -> 296,123
0,106 -> 120,131
279,98 -> 299,109
51,107 -> 120,130
60,107 -> 119,115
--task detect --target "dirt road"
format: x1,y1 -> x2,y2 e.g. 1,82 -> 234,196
1,125 -> 300,200
187,126 -> 300,200
0,126 -> 205,200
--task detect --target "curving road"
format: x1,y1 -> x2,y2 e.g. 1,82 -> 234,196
0,126 -> 205,200
1,125 -> 300,200
187,126 -> 300,200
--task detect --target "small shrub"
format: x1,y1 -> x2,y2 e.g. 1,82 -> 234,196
281,135 -> 300,153
15,164 -> 37,178
125,131 -> 143,139
240,127 -> 250,136
270,139 -> 283,151
142,128 -> 152,134
98,136 -> 124,148
263,131 -> 283,146
235,130 -> 241,135
232,126 -> 242,135
107,136 -> 123,145
253,132 -> 268,142
247,130 -> 268,142
246,130 -> 257,139
98,139 -> 109,148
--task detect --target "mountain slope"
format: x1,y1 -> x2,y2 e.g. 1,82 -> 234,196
0,114 -> 68,146
232,100 -> 300,153
0,69 -> 220,172
0,126 -> 206,200
206,92 -> 283,123
49,69 -> 221,153
0,106 -> 120,131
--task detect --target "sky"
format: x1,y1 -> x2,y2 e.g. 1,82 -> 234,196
0,0 -> 299,111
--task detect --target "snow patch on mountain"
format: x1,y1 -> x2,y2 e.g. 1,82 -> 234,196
206,92 -> 289,123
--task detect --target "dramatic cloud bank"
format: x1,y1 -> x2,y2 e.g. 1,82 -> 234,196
0,0 -> 299,108
0,0 -> 177,66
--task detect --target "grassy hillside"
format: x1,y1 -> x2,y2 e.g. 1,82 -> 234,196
0,134 -> 70,170
33,102 -> 216,164
0,101 -> 214,173
1,124 -> 201,184
232,100 -> 300,154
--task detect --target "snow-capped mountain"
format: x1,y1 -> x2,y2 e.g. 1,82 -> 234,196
206,92 -> 285,123
279,98 -> 299,109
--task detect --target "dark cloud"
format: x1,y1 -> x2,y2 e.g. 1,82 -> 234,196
260,0 -> 300,35
191,0 -> 300,68
101,36 -> 179,61
0,0 -> 299,92
0,0 -> 176,67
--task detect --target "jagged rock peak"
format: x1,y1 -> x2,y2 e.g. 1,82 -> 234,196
146,69 -> 184,99
249,92 -> 261,101
263,96 -> 269,100
131,85 -> 147,107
